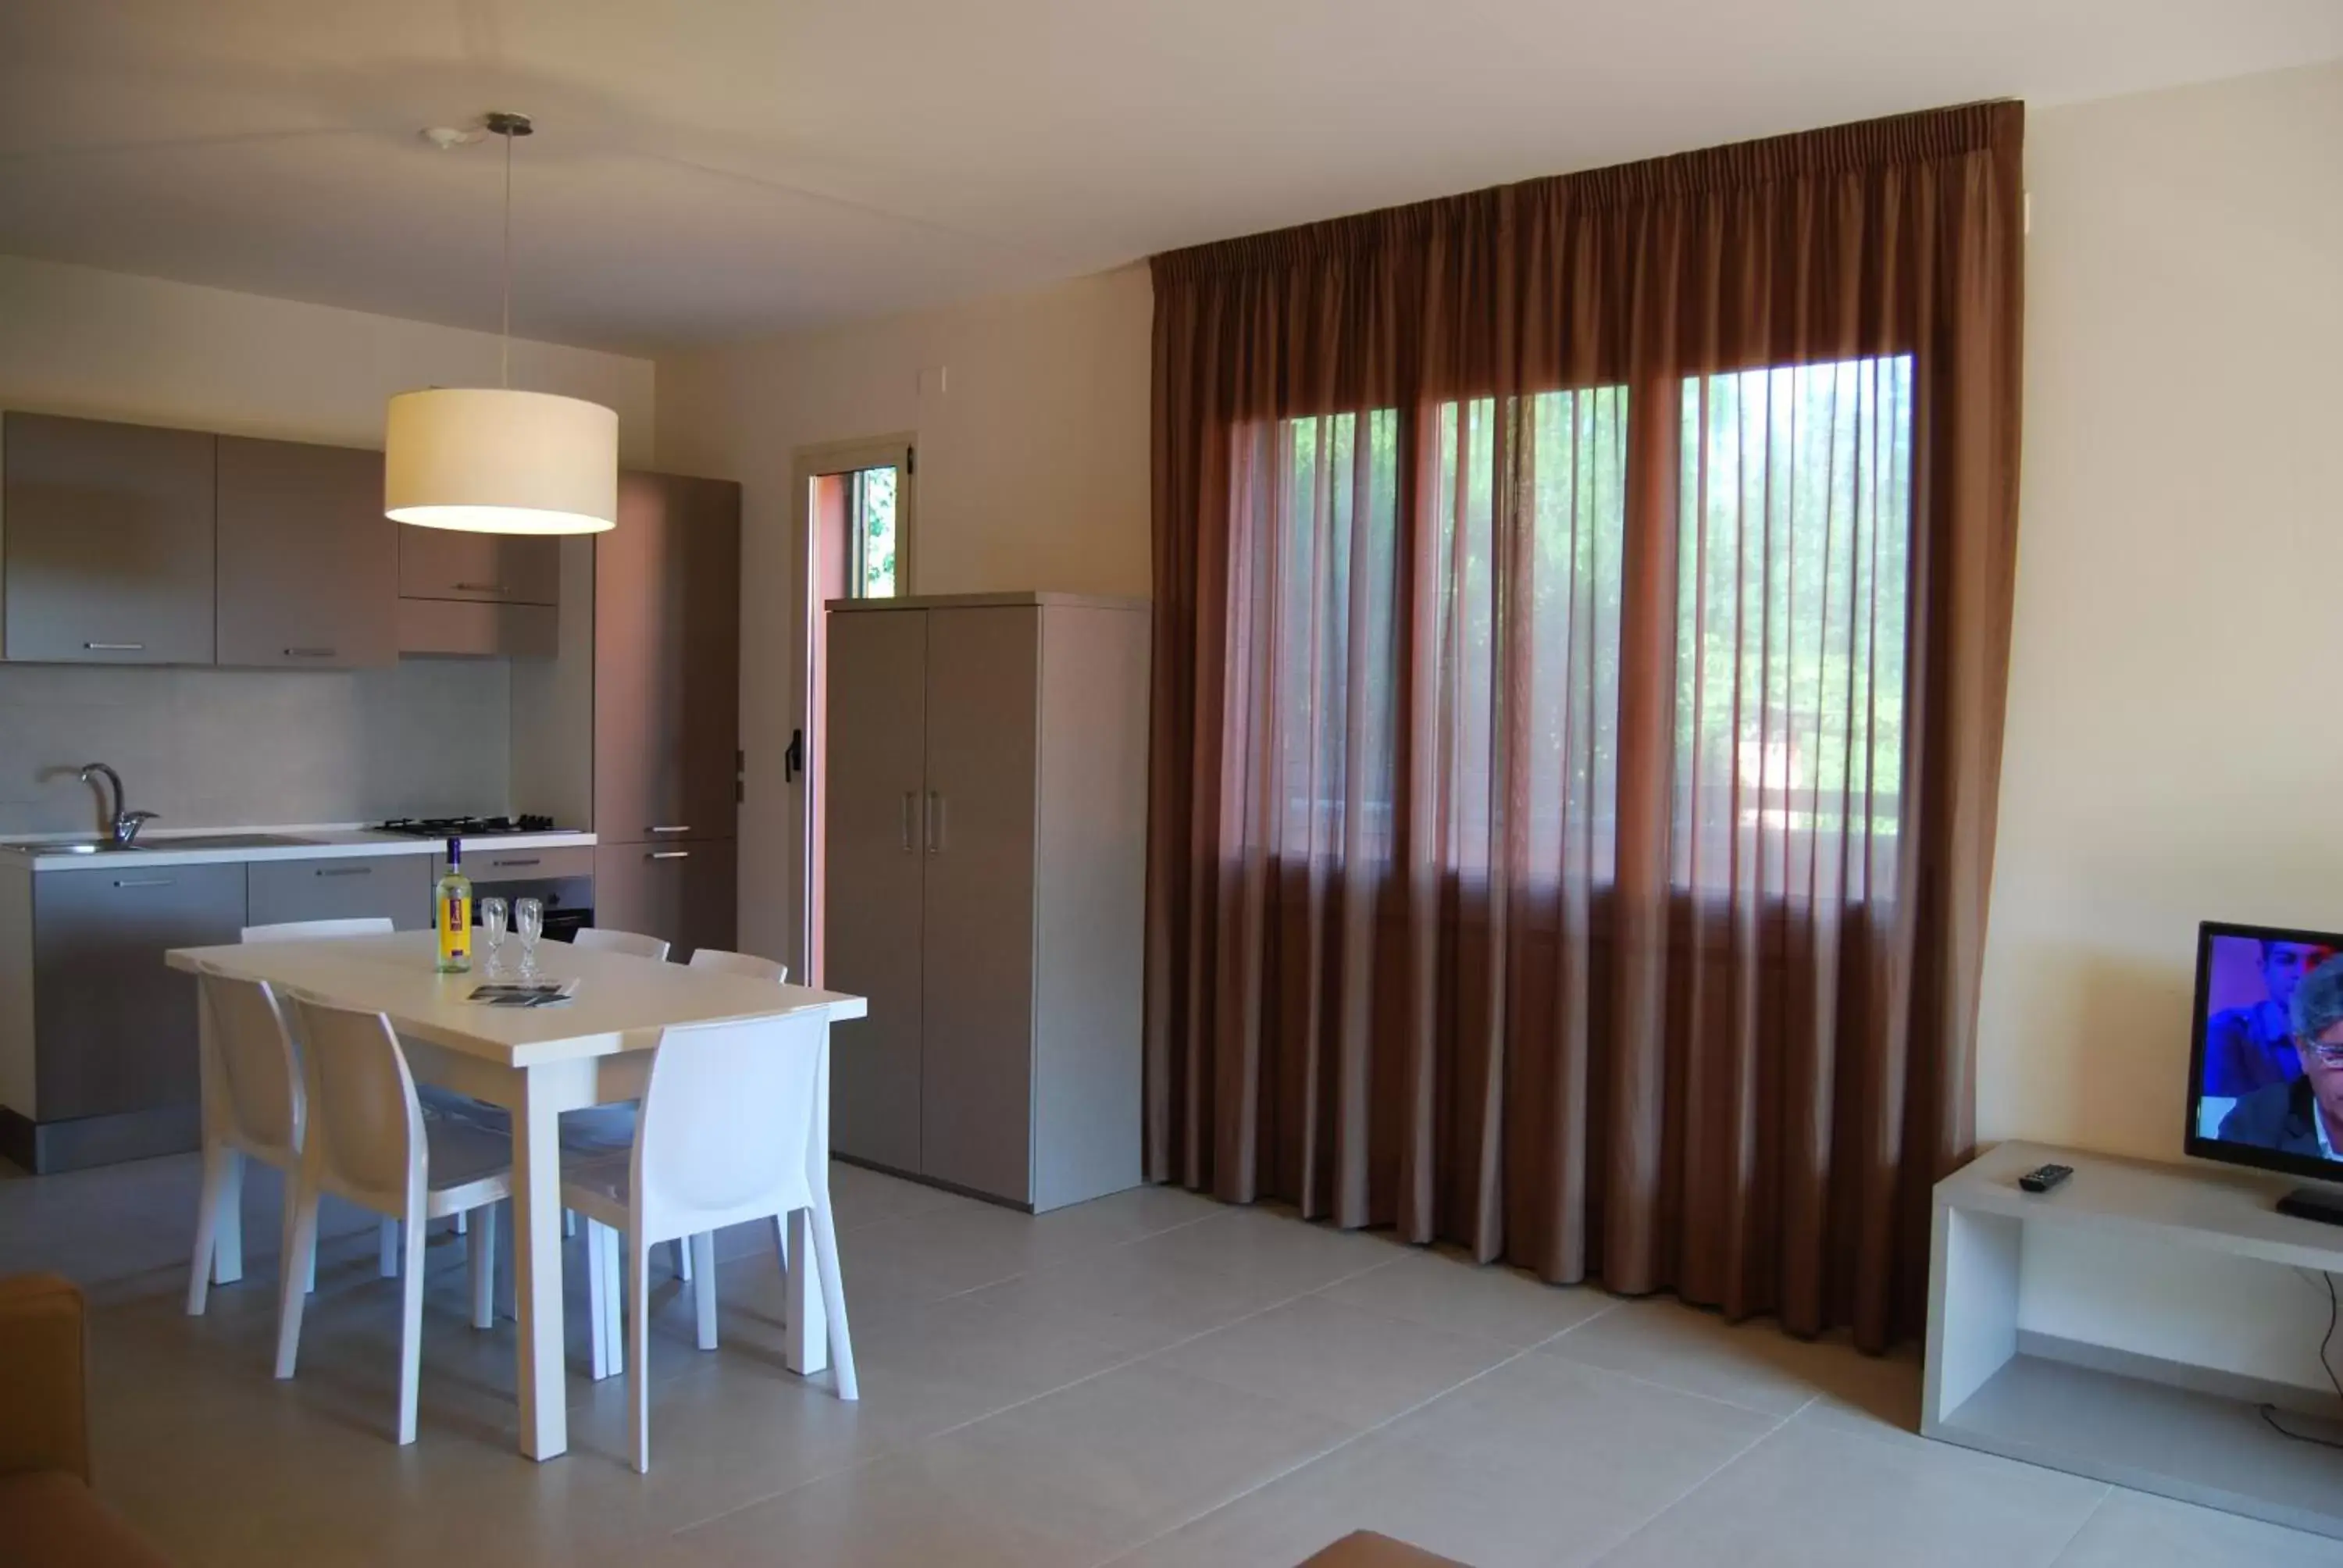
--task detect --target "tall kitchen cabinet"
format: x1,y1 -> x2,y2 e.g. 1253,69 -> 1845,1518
592,471 -> 742,961
823,593 -> 1147,1212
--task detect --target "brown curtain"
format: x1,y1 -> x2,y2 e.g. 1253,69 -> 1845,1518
1144,102 -> 2024,1351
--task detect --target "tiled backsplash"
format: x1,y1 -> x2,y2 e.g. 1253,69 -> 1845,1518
0,661 -> 510,834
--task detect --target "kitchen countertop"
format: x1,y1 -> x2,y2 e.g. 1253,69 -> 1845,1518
0,824 -> 597,871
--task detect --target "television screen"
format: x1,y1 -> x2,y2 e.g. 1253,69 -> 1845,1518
2187,921 -> 2343,1181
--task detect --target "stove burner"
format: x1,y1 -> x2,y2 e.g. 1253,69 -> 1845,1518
375,814 -> 557,839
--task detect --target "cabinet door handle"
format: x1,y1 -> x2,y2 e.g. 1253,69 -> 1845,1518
900,791 -> 916,853
84,642 -> 144,652
647,825 -> 692,835
284,647 -> 337,659
925,791 -> 945,854
491,857 -> 541,868
112,877 -> 173,888
647,850 -> 691,861
315,866 -> 372,878
452,582 -> 508,594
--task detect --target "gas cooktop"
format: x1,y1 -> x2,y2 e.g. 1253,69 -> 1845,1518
374,815 -> 559,839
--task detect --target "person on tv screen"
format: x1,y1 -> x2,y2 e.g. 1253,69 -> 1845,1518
2203,939 -> 2334,1096
2218,953 -> 2343,1161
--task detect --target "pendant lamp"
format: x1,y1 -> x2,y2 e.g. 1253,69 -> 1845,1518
385,112 -> 617,535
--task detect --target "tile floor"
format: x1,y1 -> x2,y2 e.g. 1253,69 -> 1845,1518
3,1151 -> 2338,1567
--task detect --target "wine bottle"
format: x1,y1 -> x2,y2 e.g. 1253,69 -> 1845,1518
435,836 -> 473,974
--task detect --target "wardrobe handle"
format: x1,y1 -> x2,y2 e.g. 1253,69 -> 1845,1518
926,791 -> 946,855
900,791 -> 916,853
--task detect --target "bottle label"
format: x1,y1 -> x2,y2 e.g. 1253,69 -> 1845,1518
439,893 -> 471,964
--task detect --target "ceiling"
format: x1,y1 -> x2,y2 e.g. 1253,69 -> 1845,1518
3,2 -> 2338,355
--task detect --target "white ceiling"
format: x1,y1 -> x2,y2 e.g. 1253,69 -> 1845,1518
2,1 -> 2338,354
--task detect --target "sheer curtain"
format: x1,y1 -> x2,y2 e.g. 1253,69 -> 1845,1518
1147,103 -> 2024,1349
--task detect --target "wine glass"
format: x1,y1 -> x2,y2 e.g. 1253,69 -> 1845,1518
515,897 -> 544,981
480,896 -> 509,979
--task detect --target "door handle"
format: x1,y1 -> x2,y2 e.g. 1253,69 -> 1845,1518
925,791 -> 945,855
784,728 -> 804,785
900,791 -> 916,853
314,866 -> 372,878
647,850 -> 691,861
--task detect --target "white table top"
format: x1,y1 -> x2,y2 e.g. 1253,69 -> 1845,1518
165,930 -> 866,1067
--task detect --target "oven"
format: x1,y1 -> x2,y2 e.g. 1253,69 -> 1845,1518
453,846 -> 594,943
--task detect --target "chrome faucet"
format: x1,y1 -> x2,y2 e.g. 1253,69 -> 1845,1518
79,762 -> 158,848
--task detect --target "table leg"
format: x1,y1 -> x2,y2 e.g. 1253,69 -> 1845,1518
511,1076 -> 569,1461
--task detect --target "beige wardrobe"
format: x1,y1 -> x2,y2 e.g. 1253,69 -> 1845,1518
822,593 -> 1147,1212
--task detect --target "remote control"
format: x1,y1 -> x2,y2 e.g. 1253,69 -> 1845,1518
2019,1163 -> 2073,1194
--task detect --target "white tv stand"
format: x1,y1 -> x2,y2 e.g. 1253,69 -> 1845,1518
1926,1140 -> 2343,1537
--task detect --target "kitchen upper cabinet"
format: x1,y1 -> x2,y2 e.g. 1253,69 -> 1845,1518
594,472 -> 741,843
216,437 -> 396,669
398,524 -> 560,606
592,840 -> 735,964
3,412 -> 216,665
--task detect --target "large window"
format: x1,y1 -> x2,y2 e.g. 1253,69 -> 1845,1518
1254,359 -> 1910,897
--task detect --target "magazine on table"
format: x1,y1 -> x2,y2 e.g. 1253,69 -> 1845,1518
467,980 -> 580,1008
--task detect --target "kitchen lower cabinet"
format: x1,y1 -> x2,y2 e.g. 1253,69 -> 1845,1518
246,855 -> 430,931
593,840 -> 735,964
31,863 -> 246,1124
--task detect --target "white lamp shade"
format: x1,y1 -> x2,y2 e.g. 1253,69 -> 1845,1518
384,388 -> 619,534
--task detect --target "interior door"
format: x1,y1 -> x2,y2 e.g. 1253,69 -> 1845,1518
822,608 -> 929,1174
918,606 -> 1040,1204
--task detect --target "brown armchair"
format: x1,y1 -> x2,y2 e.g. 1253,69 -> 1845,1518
0,1274 -> 172,1566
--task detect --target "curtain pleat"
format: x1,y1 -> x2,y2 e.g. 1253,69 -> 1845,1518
1147,101 -> 2024,1350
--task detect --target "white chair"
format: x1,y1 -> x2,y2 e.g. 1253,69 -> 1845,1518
186,918 -> 403,1311
273,994 -> 512,1445
686,948 -> 788,983
568,1011 -> 857,1470
573,926 -> 672,963
241,917 -> 398,943
187,969 -> 314,1313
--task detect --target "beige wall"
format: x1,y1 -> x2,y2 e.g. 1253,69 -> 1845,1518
654,263 -> 1152,960
0,254 -> 655,459
0,255 -> 655,830
1981,60 -> 2343,1391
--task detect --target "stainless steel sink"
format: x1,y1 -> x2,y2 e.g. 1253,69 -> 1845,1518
5,833 -> 322,855
5,839 -> 148,854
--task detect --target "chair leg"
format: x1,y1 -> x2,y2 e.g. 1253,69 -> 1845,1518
455,1209 -> 469,1236
495,1199 -> 517,1321
770,1215 -> 790,1328
691,1231 -> 718,1351
469,1204 -> 497,1331
395,1210 -> 427,1445
673,1235 -> 694,1282
585,1219 -> 612,1382
186,1141 -> 234,1315
564,1208 -> 578,1240
602,1223 -> 625,1377
378,1216 -> 399,1278
808,1193 -> 857,1402
626,1229 -> 652,1473
272,1180 -> 321,1380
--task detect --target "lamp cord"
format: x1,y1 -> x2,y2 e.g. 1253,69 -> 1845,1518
500,123 -> 512,389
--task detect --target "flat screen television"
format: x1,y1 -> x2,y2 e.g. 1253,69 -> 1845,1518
2186,920 -> 2343,1188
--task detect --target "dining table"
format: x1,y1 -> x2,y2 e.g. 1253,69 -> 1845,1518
163,928 -> 867,1461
